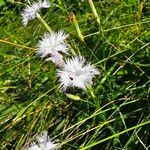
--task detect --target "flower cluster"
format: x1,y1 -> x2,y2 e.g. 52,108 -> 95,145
26,131 -> 58,150
21,1 -> 99,90
21,0 -> 51,26
36,29 -> 99,90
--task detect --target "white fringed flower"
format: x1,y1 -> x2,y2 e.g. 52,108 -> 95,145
38,0 -> 51,8
21,0 -> 51,26
37,30 -> 68,66
26,131 -> 58,150
57,56 -> 99,91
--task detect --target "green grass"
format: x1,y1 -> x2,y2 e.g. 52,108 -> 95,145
0,0 -> 150,149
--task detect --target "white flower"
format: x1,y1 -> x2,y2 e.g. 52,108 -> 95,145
38,0 -> 51,8
57,56 -> 99,91
21,0 -> 51,26
37,30 -> 68,66
26,131 -> 58,150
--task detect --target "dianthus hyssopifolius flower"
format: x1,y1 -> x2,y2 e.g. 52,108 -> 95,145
57,56 -> 99,91
21,0 -> 51,26
37,30 -> 69,66
26,130 -> 58,150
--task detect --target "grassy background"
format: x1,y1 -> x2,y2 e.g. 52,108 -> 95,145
0,0 -> 150,149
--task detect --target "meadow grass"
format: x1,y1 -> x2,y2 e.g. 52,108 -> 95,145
0,0 -> 150,149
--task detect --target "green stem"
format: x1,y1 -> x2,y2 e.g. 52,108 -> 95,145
74,20 -> 84,42
69,12 -> 84,42
88,0 -> 100,25
36,13 -> 52,33
88,0 -> 104,39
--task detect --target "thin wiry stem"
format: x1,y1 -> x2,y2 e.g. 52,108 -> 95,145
0,39 -> 35,50
37,13 -> 52,33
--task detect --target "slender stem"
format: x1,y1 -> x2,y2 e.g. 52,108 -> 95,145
0,39 -> 34,50
69,12 -> 84,42
36,13 -> 52,33
88,0 -> 104,39
87,86 -> 95,99
67,43 -> 77,56
88,0 -> 100,25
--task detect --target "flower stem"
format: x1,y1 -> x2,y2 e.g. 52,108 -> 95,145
36,13 -> 52,33
87,86 -> 95,99
69,12 -> 84,42
88,0 -> 104,39
88,0 -> 100,25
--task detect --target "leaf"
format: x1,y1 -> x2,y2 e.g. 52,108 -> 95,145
65,93 -> 81,101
